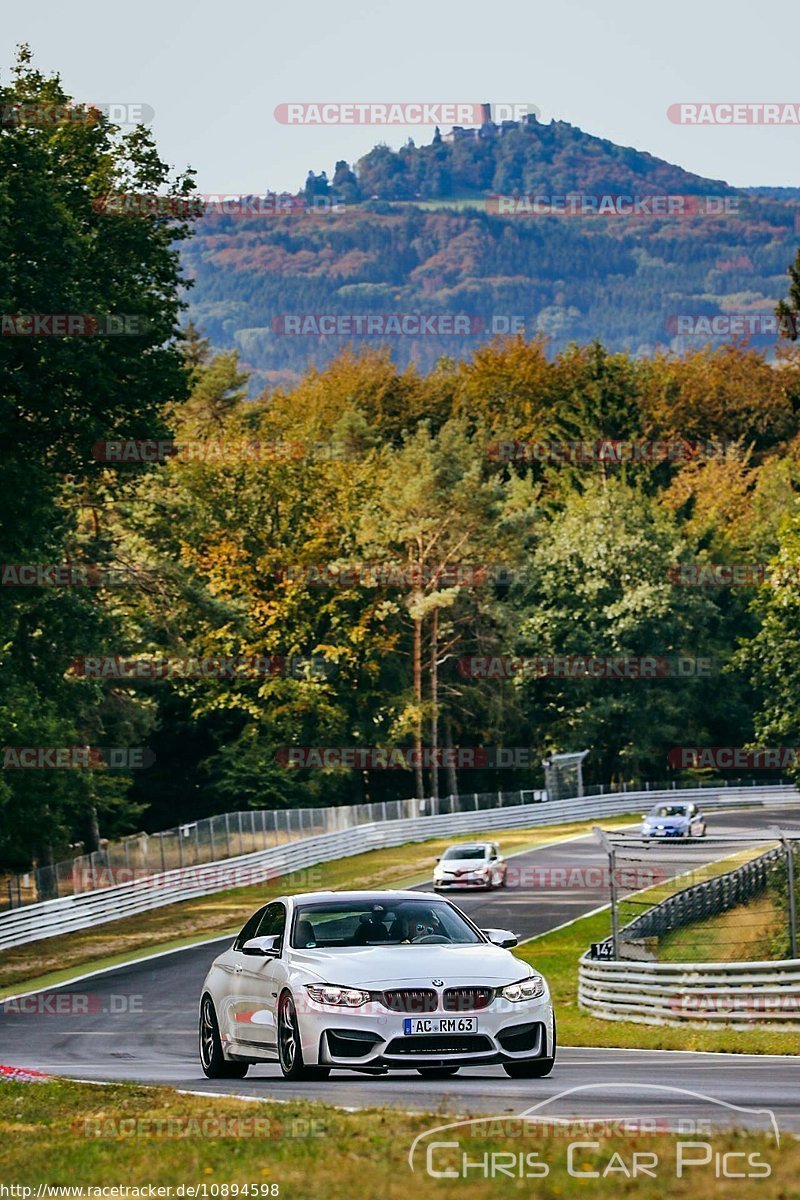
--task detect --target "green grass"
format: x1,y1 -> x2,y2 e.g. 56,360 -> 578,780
0,1078 -> 794,1198
658,891 -> 788,963
0,817 -> 638,996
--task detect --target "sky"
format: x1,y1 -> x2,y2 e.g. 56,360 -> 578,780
2,0 -> 798,194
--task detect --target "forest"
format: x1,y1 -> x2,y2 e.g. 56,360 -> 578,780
4,53 -> 800,872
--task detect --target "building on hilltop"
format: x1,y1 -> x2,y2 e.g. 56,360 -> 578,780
442,104 -> 542,143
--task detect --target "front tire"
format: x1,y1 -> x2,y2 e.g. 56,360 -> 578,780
199,995 -> 248,1079
416,1066 -> 459,1078
503,1058 -> 554,1078
277,992 -> 330,1081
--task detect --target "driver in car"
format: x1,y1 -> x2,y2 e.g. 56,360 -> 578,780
396,907 -> 444,942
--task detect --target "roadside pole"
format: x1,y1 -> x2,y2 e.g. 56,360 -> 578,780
593,826 -> 619,960
772,827 -> 798,959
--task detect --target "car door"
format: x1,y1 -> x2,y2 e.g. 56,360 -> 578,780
688,802 -> 705,836
218,905 -> 268,1043
233,901 -> 287,1053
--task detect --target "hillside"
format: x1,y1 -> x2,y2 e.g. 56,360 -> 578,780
181,118 -> 796,389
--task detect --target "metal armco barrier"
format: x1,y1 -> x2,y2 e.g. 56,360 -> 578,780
0,784 -> 796,951
579,954 -> 800,1026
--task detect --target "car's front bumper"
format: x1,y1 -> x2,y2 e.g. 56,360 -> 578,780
433,874 -> 490,889
299,996 -> 555,1068
641,826 -> 688,838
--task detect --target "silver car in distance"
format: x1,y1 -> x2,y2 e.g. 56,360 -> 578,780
199,890 -> 555,1081
432,841 -> 508,890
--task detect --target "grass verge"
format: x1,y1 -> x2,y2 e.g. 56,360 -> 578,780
658,891 -> 787,963
0,817 -> 637,996
0,1078 -> 794,1198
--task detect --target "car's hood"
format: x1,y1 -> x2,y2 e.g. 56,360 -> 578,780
437,859 -> 487,870
288,942 -> 532,987
644,815 -> 688,825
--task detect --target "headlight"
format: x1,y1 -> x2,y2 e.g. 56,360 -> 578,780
305,984 -> 370,1007
501,976 -> 545,1002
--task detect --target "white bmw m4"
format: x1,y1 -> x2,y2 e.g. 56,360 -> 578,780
199,890 -> 555,1081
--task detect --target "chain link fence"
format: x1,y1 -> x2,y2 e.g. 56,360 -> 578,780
591,827 -> 799,963
0,788 -> 547,910
0,775 -> 785,912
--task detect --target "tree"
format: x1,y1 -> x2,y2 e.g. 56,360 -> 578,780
0,47 -> 197,867
512,479 -> 726,784
777,247 -> 800,341
734,511 -> 800,764
357,418 -> 533,798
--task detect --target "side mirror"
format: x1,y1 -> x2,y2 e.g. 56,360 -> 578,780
242,934 -> 281,957
435,856 -> 441,862
482,928 -> 518,949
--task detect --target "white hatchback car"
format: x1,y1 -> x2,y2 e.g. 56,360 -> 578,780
199,890 -> 555,1081
432,841 -> 508,890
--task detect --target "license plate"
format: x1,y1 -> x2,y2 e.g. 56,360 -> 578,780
403,1017 -> 477,1035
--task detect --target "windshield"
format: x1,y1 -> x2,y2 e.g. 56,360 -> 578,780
441,846 -> 487,861
291,899 -> 483,948
649,805 -> 688,818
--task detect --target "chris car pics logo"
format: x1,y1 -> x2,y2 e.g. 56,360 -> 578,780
408,1084 -> 778,1181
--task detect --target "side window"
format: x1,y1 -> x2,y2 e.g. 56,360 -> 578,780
234,906 -> 268,951
489,845 -> 497,860
689,804 -> 697,817
255,902 -> 287,945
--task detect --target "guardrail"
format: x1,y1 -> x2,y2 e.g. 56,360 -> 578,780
579,955 -> 800,1026
0,784 -> 795,952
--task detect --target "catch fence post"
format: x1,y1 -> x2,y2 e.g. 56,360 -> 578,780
593,826 -> 619,960
772,827 -> 798,959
